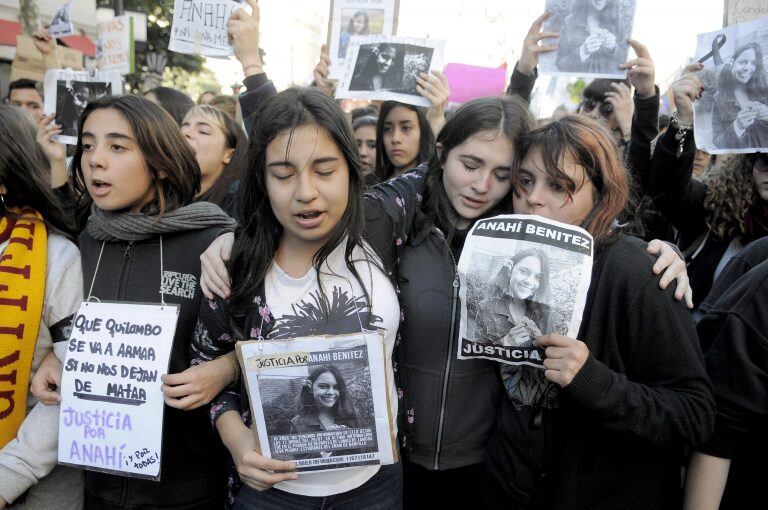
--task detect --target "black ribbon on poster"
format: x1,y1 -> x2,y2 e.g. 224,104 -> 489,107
698,34 -> 727,65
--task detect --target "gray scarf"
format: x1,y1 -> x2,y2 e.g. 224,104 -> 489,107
86,202 -> 237,242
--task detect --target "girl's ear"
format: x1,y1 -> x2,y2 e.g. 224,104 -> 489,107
223,148 -> 235,165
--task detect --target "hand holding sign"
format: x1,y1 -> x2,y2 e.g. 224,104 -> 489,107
518,12 -> 559,76
228,0 -> 262,76
535,333 -> 590,388
32,27 -> 57,56
671,63 -> 704,126
30,350 -> 63,405
161,354 -> 237,410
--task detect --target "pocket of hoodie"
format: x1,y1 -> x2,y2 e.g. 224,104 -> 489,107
399,364 -> 442,453
441,369 -> 502,450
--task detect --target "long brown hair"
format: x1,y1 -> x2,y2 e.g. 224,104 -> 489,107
512,115 -> 630,243
703,154 -> 759,239
72,95 -> 201,219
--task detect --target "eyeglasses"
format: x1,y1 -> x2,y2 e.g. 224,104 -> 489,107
579,98 -> 613,118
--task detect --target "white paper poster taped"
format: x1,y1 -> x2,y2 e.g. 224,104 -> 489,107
57,302 -> 179,480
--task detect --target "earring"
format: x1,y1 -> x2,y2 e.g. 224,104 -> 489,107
0,194 -> 6,213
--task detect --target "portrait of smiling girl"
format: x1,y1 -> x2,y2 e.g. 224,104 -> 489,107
711,42 -> 768,149
290,365 -> 360,435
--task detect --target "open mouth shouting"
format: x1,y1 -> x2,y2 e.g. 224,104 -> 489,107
294,210 -> 325,228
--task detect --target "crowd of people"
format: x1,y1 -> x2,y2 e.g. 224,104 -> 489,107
2,1 -> 768,509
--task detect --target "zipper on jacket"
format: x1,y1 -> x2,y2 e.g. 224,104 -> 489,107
117,241 -> 134,301
433,231 -> 459,470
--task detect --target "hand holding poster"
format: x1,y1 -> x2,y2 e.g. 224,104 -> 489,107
43,69 -> 122,145
327,0 -> 400,79
238,333 -> 396,473
58,302 -> 179,479
335,35 -> 446,107
538,0 -> 637,79
457,214 -> 593,368
98,15 -> 135,75
49,2 -> 75,38
169,0 -> 247,57
693,16 -> 768,154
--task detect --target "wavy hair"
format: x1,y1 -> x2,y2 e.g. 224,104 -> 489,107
346,10 -> 370,35
512,115 -> 630,243
295,365 -> 360,427
703,154 -> 759,238
717,43 -> 768,98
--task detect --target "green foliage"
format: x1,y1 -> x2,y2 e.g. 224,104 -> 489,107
121,0 -> 206,92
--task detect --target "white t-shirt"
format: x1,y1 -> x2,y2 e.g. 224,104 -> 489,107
264,240 -> 399,497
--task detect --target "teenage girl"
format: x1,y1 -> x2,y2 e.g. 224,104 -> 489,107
484,115 -> 715,510
182,105 -> 249,218
36,95 -> 238,509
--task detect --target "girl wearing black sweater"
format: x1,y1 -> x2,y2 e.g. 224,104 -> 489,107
484,115 -> 715,509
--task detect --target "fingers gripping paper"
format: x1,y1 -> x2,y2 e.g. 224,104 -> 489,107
457,215 -> 593,368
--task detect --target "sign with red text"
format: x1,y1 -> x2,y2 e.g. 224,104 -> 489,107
97,15 -> 134,75
57,302 -> 178,480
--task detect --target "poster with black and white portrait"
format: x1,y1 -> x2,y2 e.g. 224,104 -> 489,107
539,0 -> 637,79
238,333 -> 396,472
336,35 -> 446,107
43,69 -> 123,145
693,16 -> 768,154
458,215 -> 593,408
327,0 -> 399,79
49,2 -> 75,38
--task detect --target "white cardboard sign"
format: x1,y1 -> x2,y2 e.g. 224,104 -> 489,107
57,302 -> 179,480
169,0 -> 247,57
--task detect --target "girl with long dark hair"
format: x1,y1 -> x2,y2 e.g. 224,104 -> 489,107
485,115 -> 714,509
290,365 -> 361,435
192,87 -> 416,508
374,101 -> 434,181
339,10 -> 370,58
711,42 -> 768,149
0,105 -> 83,509
350,43 -> 403,92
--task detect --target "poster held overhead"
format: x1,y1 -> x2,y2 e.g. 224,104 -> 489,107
97,15 -> 135,75
169,0 -> 248,57
43,69 -> 123,145
57,302 -> 179,480
335,35 -> 446,107
538,0 -> 637,79
327,0 -> 400,79
693,16 -> 768,154
49,2 -> 76,39
238,332 -> 396,474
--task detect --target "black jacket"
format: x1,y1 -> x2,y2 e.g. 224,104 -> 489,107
79,227 -> 228,510
649,127 -> 733,308
696,251 -> 768,509
397,225 -> 504,471
485,234 -> 715,510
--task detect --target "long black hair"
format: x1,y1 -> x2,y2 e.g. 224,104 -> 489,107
228,87 -> 371,320
72,95 -> 201,221
412,95 -> 535,244
375,101 -> 434,181
717,42 -> 768,98
144,86 -> 195,126
296,365 -> 360,427
0,105 -> 75,239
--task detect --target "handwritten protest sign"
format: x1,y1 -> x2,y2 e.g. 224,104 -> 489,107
238,332 -> 396,474
724,0 -> 768,27
49,2 -> 75,38
58,302 -> 179,480
169,0 -> 247,57
98,15 -> 135,75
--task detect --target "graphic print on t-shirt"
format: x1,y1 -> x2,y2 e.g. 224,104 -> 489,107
268,285 -> 384,340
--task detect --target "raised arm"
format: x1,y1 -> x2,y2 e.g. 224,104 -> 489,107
506,12 -> 558,102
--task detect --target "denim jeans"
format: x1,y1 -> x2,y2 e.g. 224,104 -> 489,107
233,463 -> 402,510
